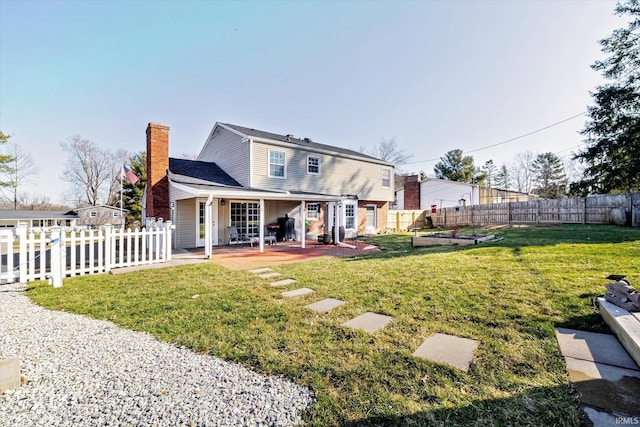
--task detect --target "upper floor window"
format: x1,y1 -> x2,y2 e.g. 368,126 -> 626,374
112,211 -> 120,218
269,150 -> 286,178
307,156 -> 321,175
89,211 -> 97,218
382,169 -> 391,188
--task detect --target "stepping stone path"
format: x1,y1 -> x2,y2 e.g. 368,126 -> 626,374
248,267 -> 481,375
248,268 -> 273,274
413,333 -> 479,372
305,298 -> 345,313
258,272 -> 282,279
282,288 -> 315,298
270,279 -> 296,287
341,312 -> 393,334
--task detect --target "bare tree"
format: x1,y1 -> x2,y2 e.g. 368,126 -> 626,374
0,143 -> 39,209
15,193 -> 70,210
364,137 -> 412,166
509,150 -> 536,193
61,135 -> 117,206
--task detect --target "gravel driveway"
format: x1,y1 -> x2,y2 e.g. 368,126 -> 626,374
0,283 -> 313,426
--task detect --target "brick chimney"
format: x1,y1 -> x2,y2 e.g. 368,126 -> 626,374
146,123 -> 170,221
404,174 -> 420,210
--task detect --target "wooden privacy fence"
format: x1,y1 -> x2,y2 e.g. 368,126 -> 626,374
387,210 -> 430,231
428,193 -> 640,228
0,220 -> 174,286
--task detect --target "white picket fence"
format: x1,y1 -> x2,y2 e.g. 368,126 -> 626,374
0,220 -> 174,286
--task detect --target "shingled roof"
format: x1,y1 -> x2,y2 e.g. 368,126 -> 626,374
169,158 -> 241,187
221,123 -> 391,165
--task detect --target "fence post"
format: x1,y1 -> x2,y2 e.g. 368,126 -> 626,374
17,222 -> 28,284
49,227 -> 63,288
103,225 -> 112,273
164,221 -> 173,261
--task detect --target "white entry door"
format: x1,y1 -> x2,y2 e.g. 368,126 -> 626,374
196,199 -> 219,247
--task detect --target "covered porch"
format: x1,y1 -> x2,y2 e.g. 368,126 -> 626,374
170,181 -> 359,256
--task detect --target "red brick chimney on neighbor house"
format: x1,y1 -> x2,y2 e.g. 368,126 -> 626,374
404,174 -> 420,210
146,123 -> 170,221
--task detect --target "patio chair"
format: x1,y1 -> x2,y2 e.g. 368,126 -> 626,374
227,226 -> 244,245
264,225 -> 277,245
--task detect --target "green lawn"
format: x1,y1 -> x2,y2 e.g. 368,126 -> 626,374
28,225 -> 640,426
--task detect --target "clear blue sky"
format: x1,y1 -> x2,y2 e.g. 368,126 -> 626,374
0,0 -> 623,204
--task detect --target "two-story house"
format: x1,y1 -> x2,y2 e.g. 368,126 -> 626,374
144,122 -> 395,253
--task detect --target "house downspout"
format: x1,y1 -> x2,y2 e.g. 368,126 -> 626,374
248,137 -> 253,188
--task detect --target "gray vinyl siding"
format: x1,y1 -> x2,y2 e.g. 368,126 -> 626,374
174,199 -> 197,249
252,142 -> 394,201
169,184 -> 195,202
198,126 -> 251,187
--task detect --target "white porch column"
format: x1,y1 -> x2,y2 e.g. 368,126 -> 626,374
332,202 -> 340,245
300,201 -> 306,249
205,195 -> 213,258
259,198 -> 265,253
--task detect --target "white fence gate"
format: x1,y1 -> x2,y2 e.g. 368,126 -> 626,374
0,221 -> 174,286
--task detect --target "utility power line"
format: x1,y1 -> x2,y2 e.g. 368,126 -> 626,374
405,112 -> 587,165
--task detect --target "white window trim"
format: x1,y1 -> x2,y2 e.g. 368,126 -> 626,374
366,204 -> 377,228
344,202 -> 356,230
307,155 -> 321,175
382,169 -> 391,188
307,203 -> 320,220
268,149 -> 287,179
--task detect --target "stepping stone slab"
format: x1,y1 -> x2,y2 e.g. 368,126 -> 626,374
413,333 -> 479,372
341,312 -> 393,334
555,328 -> 638,370
258,272 -> 282,279
281,288 -> 315,298
0,357 -> 20,393
305,298 -> 346,313
270,279 -> 296,287
249,268 -> 273,274
563,357 -> 640,416
555,327 -> 640,419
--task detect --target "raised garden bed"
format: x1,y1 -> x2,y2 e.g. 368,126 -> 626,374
412,232 -> 496,247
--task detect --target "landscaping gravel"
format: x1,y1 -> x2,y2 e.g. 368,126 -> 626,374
0,282 -> 314,426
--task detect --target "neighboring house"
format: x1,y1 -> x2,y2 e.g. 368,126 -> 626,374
0,210 -> 78,230
0,206 -> 127,231
73,205 -> 127,229
143,122 -> 395,251
395,175 -> 536,211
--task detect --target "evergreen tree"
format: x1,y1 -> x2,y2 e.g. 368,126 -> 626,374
532,152 -> 566,199
0,131 -> 15,188
434,149 -> 477,183
573,0 -> 640,194
495,164 -> 511,190
123,151 -> 146,225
